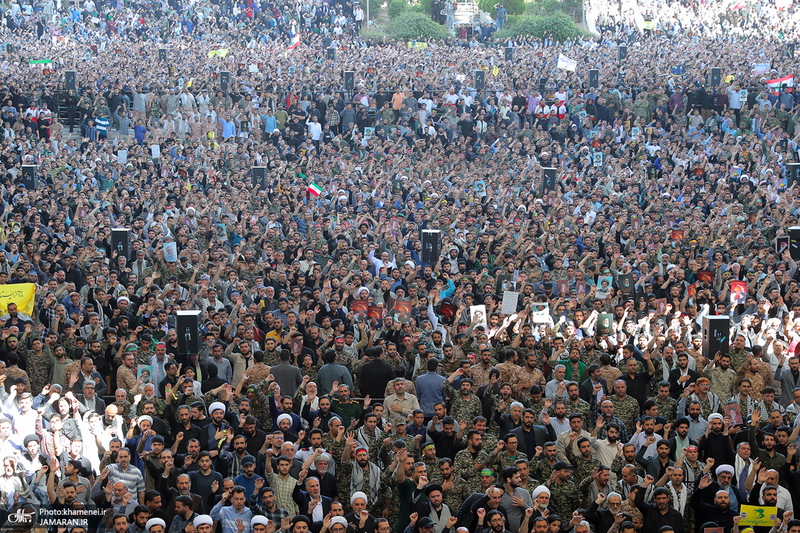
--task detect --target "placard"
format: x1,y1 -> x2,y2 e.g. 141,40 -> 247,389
731,280 -> 747,305
470,305 -> 488,329
393,299 -> 412,324
163,242 -> 178,262
531,303 -> 550,323
351,299 -> 369,321
739,505 -> 778,527
501,292 -> 518,315
597,313 -> 613,335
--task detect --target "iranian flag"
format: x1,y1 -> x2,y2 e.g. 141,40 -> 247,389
307,182 -> 323,196
767,74 -> 794,93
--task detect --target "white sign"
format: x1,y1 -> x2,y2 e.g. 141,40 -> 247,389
501,291 -> 519,315
556,53 -> 577,72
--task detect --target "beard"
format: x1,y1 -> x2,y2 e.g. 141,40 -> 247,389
607,435 -> 617,444
717,501 -> 730,511
472,444 -> 482,452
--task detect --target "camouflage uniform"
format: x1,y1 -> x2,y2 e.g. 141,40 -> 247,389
437,357 -> 459,376
439,475 -> 471,511
60,335 -> 79,359
453,448 -> 491,491
321,435 -> 346,466
651,395 -> 678,422
444,381 -> 482,424
524,398 -> 549,423
564,398 -> 594,427
5,365 -> 30,393
617,359 -> 644,374
706,366 -> 737,400
382,465 -> 400,526
134,346 -> 155,366
21,347 -> 52,395
495,362 -> 520,386
665,483 -> 694,532
529,457 -> 557,486
263,349 -> 281,367
490,450 -> 528,474
619,499 -> 643,526
510,367 -> 547,400
566,447 -> 601,485
338,460 -> 383,515
135,397 -> 167,418
547,479 -> 581,521
610,394 -> 641,435
728,348 -> 752,373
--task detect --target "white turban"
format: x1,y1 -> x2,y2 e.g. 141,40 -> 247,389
277,414 -> 292,426
532,486 -> 551,499
251,516 -> 269,527
146,519 -> 166,531
330,517 -> 348,529
716,465 -> 735,476
138,415 -> 153,425
708,413 -> 723,422
193,516 -> 213,527
209,402 -> 226,415
350,491 -> 368,505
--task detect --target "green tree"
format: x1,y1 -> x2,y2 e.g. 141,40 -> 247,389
388,12 -> 452,40
496,12 -> 580,41
389,0 -> 408,18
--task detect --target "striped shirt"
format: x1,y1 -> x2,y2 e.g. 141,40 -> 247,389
107,463 -> 145,495
96,116 -> 110,136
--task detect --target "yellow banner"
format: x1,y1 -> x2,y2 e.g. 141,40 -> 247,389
407,42 -> 428,50
642,20 -> 656,30
739,505 -> 778,527
208,48 -> 229,58
0,283 -> 36,316
492,66 -> 500,77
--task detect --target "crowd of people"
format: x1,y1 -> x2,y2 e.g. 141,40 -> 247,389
1,0 -> 800,533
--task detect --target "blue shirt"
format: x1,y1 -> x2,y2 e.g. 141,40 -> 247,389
233,473 -> 264,499
220,118 -> 236,139
415,371 -> 446,416
210,500 -> 253,533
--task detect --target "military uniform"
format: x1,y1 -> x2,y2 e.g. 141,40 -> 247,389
524,398 -> 549,424
490,450 -> 528,474
492,362 -> 516,386
453,448 -> 491,491
610,394 -> 641,435
547,479 -> 581,521
707,366 -> 737,400
339,460 -> 383,515
510,367 -> 547,400
565,398 -> 594,426
440,357 -> 461,376
263,349 -> 281,367
439,475 -> 471,511
21,347 -> 52,395
566,447 -> 601,485
665,484 -> 694,532
728,348 -> 751,373
444,381 -> 482,424
651,395 -> 678,422
530,456 -> 558,485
